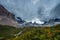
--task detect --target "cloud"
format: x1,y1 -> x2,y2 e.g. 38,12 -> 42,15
0,0 -> 60,21
31,0 -> 40,5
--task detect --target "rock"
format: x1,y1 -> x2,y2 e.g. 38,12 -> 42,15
16,17 -> 25,24
0,4 -> 18,27
54,18 -> 60,22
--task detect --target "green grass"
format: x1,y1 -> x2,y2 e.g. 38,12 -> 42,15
12,24 -> 60,40
0,24 -> 60,40
0,25 -> 22,40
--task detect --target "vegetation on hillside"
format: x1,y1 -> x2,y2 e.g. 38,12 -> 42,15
0,25 -> 22,40
12,25 -> 60,40
0,24 -> 60,40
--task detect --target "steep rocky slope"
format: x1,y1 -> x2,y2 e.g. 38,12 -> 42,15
0,4 -> 18,26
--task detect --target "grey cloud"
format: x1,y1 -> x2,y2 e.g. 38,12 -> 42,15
0,0 -> 60,21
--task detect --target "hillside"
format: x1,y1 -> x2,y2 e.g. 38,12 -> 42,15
12,25 -> 60,40
0,4 -> 18,26
0,25 -> 22,40
0,24 -> 60,40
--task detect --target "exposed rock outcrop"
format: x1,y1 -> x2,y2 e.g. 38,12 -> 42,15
0,4 -> 18,27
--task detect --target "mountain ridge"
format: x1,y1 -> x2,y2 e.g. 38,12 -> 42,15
0,4 -> 18,27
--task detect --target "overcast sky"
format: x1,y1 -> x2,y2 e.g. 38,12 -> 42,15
0,0 -> 60,21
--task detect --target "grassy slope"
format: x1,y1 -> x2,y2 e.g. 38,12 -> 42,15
0,25 -> 22,40
12,25 -> 60,40
0,24 -> 60,40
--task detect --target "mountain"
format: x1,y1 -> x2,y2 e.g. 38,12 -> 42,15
16,17 -> 25,24
43,18 -> 60,26
54,18 -> 60,22
0,4 -> 18,27
48,18 -> 60,23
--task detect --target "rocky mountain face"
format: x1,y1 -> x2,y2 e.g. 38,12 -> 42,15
0,4 -> 18,27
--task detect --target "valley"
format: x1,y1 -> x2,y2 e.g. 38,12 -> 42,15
0,24 -> 60,40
